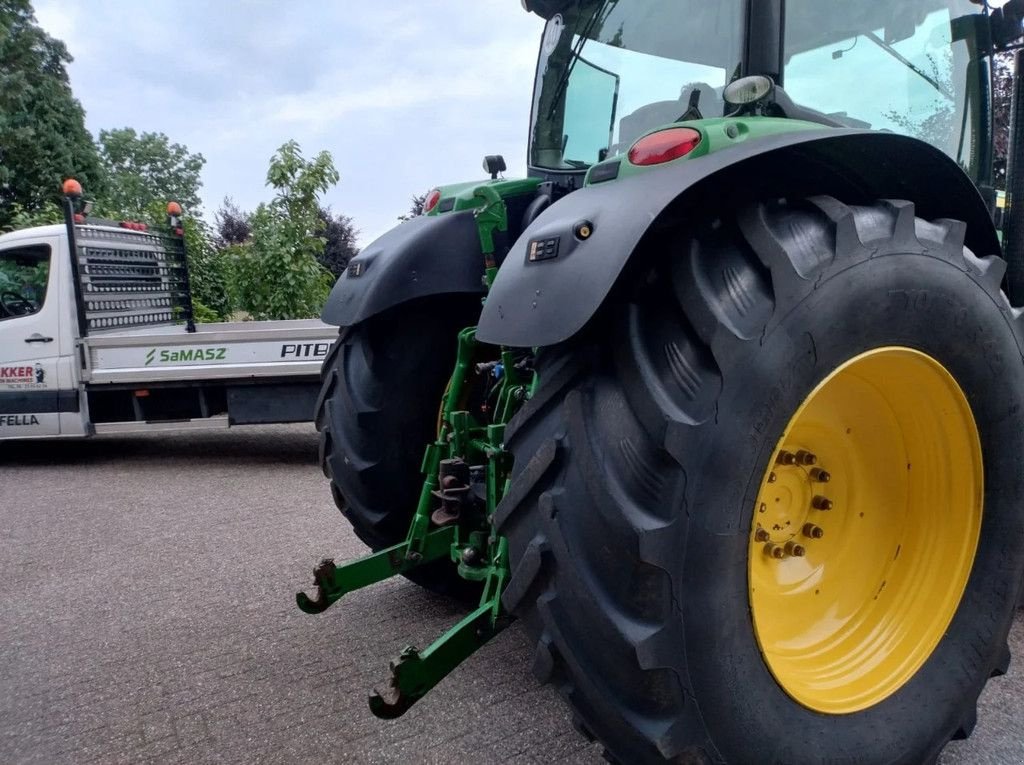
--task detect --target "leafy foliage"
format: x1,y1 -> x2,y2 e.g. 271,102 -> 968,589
96,127 -> 206,216
0,0 -> 348,326
1,199 -> 61,231
317,207 -> 359,277
0,0 -> 104,228
189,299 -> 221,324
214,197 -> 251,247
127,199 -> 233,322
399,192 -> 428,221
0,255 -> 47,294
181,216 -> 233,321
229,141 -> 339,320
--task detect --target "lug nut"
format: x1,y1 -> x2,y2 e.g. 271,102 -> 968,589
776,451 -> 797,465
784,541 -> 806,557
795,450 -> 817,466
809,468 -> 831,483
812,495 -> 834,511
764,543 -> 786,559
767,472 -> 777,483
802,523 -> 825,539
754,528 -> 770,543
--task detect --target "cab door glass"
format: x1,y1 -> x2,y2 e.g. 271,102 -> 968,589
784,1 -> 979,174
0,244 -> 51,320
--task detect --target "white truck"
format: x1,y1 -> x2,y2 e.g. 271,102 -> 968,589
0,186 -> 337,441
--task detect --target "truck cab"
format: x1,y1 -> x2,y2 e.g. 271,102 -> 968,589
0,224 -> 76,437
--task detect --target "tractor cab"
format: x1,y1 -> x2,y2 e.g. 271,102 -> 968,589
527,0 -> 991,188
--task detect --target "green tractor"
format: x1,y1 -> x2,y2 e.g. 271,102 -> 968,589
299,1 -> 1024,761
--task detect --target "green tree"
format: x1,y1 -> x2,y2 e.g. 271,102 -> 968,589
231,140 -> 339,320
131,198 -> 232,322
0,0 -> 104,228
97,127 -> 205,215
398,192 -> 427,221
214,197 -> 251,247
317,206 -> 359,277
1,199 -> 60,231
181,216 -> 233,321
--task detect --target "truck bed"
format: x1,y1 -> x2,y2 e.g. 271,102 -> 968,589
83,319 -> 338,385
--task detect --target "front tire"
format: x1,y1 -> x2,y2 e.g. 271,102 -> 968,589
317,297 -> 481,598
498,197 -> 1024,763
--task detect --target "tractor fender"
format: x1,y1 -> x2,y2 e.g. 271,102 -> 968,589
476,129 -> 1000,348
322,210 -> 484,327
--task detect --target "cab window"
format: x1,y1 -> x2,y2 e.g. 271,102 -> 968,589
784,1 -> 982,177
0,244 -> 51,320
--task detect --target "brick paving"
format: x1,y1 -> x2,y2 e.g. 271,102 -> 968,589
0,424 -> 1020,764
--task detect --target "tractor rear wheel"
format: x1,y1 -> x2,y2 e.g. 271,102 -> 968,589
317,297 -> 481,599
497,196 -> 1024,763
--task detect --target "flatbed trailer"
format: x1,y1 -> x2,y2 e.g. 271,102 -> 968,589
0,190 -> 336,440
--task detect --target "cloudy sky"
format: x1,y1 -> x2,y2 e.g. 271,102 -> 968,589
33,1 -> 544,245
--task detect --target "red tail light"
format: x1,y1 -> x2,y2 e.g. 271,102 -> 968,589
628,127 -> 703,166
423,188 -> 442,214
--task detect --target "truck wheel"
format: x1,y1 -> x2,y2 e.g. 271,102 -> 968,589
317,297 -> 481,599
497,197 -> 1024,763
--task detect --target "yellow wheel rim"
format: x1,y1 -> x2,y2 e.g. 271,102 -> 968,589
748,347 -> 983,714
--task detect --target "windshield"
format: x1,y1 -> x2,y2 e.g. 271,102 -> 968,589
529,0 -> 744,171
783,0 -> 984,177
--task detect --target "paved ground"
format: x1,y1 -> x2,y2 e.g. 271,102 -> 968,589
0,424 -> 1021,765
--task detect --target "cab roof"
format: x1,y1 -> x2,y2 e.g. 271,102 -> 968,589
0,224 -> 66,244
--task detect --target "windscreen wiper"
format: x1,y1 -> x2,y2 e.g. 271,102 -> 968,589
864,31 -> 952,99
546,0 -> 612,120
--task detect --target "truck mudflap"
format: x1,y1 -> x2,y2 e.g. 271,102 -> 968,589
476,129 -> 1000,348
321,210 -> 485,328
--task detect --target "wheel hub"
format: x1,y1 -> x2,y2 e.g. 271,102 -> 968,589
748,347 -> 983,715
755,451 -> 831,558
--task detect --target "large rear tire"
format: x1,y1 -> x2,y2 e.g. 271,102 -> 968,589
317,297 -> 481,598
497,197 -> 1024,763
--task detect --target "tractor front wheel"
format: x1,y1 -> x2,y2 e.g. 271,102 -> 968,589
498,196 -> 1024,763
317,297 -> 481,599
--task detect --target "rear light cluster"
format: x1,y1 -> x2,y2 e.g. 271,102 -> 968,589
628,127 -> 703,166
423,189 -> 442,214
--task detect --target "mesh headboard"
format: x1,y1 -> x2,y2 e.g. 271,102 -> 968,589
73,225 -> 194,333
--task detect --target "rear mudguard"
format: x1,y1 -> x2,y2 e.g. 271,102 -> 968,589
322,211 -> 484,327
476,130 -> 1000,348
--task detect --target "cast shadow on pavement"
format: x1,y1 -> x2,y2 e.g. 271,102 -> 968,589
0,425 -> 319,468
